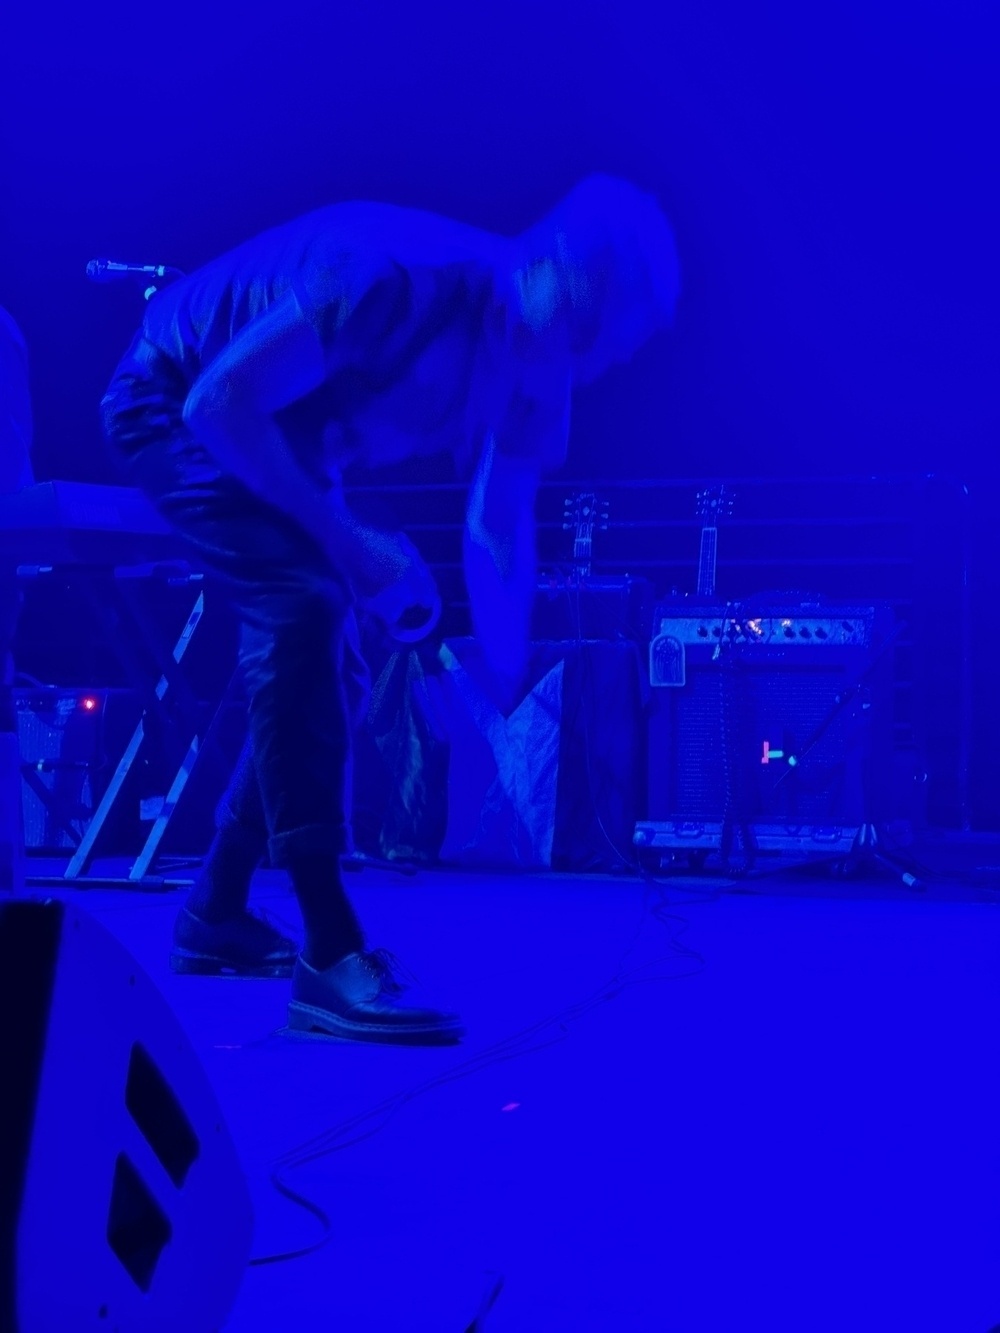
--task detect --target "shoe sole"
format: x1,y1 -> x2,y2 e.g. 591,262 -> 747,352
286,999 -> 464,1045
170,950 -> 295,979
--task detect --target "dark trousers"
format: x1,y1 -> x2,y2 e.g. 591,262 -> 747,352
103,358 -> 369,869
207,616 -> 369,864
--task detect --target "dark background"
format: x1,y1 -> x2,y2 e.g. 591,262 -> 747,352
2,0 -> 997,823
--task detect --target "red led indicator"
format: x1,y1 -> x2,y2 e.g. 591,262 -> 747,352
81,696 -> 98,712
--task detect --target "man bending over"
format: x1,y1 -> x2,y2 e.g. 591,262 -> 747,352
100,174 -> 679,1044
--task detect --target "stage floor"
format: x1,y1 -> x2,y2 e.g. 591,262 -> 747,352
16,843 -> 1000,1332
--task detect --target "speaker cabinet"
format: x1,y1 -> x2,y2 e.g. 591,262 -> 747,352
0,900 -> 252,1333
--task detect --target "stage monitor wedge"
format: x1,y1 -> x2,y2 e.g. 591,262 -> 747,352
0,899 -> 253,1333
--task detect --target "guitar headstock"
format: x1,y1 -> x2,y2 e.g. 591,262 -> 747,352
696,485 -> 734,524
694,485 -> 732,598
562,491 -> 610,575
563,492 -> 610,537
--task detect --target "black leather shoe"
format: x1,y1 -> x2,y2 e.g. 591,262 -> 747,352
287,950 -> 464,1045
170,907 -> 298,978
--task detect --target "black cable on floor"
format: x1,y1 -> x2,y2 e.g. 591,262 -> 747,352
248,597 -> 713,1274
247,895 -> 704,1267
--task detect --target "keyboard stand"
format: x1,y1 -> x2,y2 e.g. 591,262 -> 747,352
18,561 -> 238,891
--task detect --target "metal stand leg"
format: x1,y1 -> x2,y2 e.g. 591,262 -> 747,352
841,822 -> 926,891
63,587 -> 207,887
128,669 -> 241,881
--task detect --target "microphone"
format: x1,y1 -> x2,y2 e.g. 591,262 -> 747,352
85,258 -> 171,283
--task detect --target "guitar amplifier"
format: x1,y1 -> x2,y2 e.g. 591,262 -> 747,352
637,599 -> 899,858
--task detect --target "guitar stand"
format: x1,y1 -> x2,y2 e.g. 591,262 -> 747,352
342,851 -> 419,877
835,822 -> 926,892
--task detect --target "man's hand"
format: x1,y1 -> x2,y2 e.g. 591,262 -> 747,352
326,509 -> 415,598
344,523 -> 442,643
357,532 -> 442,643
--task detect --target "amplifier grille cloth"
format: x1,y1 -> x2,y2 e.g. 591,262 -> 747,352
661,660 -> 870,825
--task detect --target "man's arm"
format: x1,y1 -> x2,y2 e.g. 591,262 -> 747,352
464,366 -> 571,692
464,432 -> 541,690
182,288 -> 414,594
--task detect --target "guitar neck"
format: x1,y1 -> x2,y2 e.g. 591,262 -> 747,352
697,525 -> 718,599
